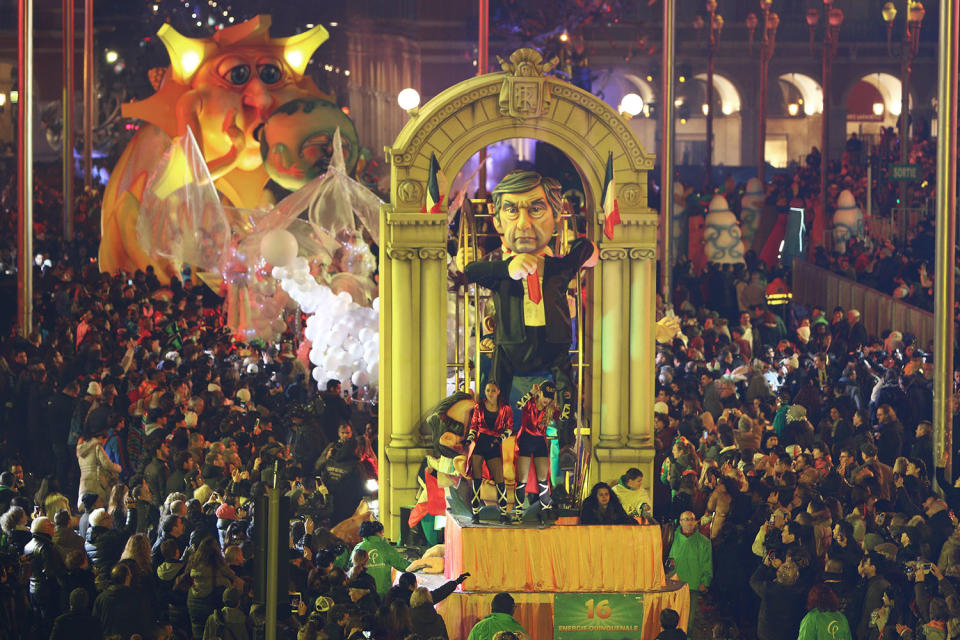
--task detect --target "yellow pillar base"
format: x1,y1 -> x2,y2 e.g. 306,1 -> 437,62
383,445 -> 430,539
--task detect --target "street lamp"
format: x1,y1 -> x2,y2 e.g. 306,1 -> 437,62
757,0 -> 780,183
818,0 -> 844,232
885,1 -> 925,209
882,2 -> 897,55
746,13 -> 758,53
695,0 -> 723,190
806,9 -> 820,55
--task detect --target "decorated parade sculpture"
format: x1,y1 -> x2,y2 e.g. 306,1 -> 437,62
99,16 -> 345,282
832,189 -> 863,254
740,177 -> 764,249
703,194 -> 745,264
463,170 -> 598,521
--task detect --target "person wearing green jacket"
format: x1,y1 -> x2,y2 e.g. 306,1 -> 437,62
352,521 -> 410,597
797,584 -> 852,640
668,511 -> 712,631
467,593 -> 529,640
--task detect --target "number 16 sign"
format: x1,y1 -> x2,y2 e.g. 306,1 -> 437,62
553,594 -> 645,639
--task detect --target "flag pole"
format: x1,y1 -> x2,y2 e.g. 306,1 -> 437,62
933,0 -> 958,485
660,0 -> 676,306
17,0 -> 34,336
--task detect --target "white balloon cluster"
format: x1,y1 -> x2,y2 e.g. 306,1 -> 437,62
272,252 -> 379,394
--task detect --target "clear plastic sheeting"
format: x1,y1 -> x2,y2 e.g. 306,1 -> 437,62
301,129 -> 381,245
138,126 -> 230,274
135,125 -> 382,353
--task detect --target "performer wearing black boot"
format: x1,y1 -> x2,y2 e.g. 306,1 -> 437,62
465,382 -> 513,524
464,171 -> 598,450
515,382 -> 558,523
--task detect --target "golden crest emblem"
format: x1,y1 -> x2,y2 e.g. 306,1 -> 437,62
496,48 -> 558,119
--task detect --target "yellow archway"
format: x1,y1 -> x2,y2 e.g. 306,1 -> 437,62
377,49 -> 658,538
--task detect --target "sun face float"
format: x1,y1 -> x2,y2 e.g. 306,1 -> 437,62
99,16 -> 356,282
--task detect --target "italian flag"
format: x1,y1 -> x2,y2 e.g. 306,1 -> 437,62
602,151 -> 621,240
422,153 -> 447,213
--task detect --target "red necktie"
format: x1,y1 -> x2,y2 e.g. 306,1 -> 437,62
526,272 -> 541,304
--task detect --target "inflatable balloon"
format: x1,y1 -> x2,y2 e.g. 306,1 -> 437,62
703,194 -> 745,264
259,229 -> 300,267
259,98 -> 360,191
832,189 -> 863,254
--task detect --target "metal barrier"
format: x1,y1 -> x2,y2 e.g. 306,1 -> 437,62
792,259 -> 935,349
820,206 -> 931,253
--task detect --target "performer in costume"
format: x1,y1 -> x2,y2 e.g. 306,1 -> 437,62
464,171 -> 598,446
425,391 -> 475,475
465,382 -> 513,524
515,382 -> 559,521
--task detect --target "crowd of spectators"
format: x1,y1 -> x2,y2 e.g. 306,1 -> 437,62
647,269 -> 960,639
0,240 -> 458,640
2,120 -> 959,640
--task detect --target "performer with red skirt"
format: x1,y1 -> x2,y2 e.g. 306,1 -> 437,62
465,382 -> 513,524
515,382 -> 558,522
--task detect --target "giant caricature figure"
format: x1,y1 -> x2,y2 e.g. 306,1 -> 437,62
464,170 -> 598,519
703,194 -> 745,265
100,16 -> 350,282
832,189 -> 863,254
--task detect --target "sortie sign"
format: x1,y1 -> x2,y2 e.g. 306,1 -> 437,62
891,164 -> 920,181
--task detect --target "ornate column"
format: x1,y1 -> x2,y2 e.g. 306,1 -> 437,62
380,207 -> 447,538
628,248 -> 656,446
592,181 -> 658,496
599,248 -> 627,446
419,247 -> 447,426
388,247 -> 419,448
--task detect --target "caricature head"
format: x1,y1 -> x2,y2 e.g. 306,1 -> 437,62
125,17 -> 330,173
491,171 -> 563,255
258,98 -> 359,190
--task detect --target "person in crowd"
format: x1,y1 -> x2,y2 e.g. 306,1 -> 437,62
24,516 -> 65,635
409,586 -> 449,639
352,521 -> 410,598
467,592 -> 529,640
84,507 -> 127,570
187,536 -> 240,638
465,381 -> 513,524
580,481 -> 636,525
750,554 -> 806,640
612,467 -> 652,520
201,586 -> 248,640
49,587 -> 102,640
76,426 -> 122,507
669,510 -> 712,629
849,551 -> 891,639
92,563 -> 150,639
655,608 -> 687,640
386,570 -> 467,607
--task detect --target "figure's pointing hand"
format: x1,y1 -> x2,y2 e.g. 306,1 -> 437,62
508,254 -> 539,280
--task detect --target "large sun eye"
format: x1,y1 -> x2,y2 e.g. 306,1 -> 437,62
258,64 -> 282,84
226,64 -> 251,85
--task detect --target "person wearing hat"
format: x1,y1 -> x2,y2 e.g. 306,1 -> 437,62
215,503 -> 237,547
84,508 -> 126,570
201,586 -> 248,640
76,423 -> 122,507
25,516 -> 66,635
